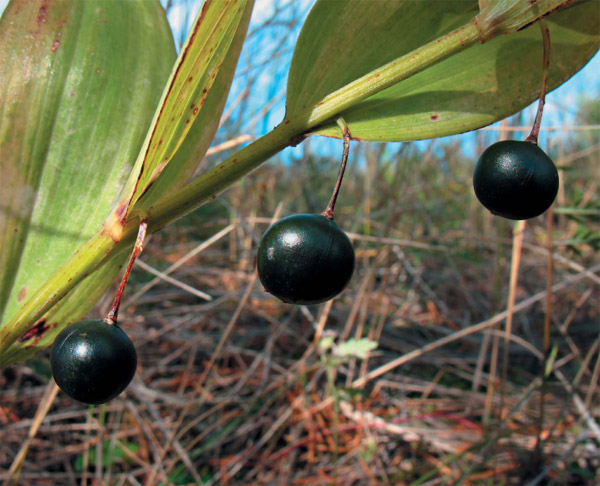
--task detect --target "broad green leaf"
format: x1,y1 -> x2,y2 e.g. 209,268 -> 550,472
118,0 -> 255,219
0,0 -> 79,325
0,1 -> 175,357
286,1 -> 477,116
286,0 -> 599,142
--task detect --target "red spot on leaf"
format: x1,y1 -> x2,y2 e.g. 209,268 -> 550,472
18,287 -> 27,302
37,2 -> 48,24
115,200 -> 128,222
18,319 -> 49,343
430,114 -> 439,121
193,107 -> 199,115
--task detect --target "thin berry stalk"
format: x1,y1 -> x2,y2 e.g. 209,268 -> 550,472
526,20 -> 551,145
322,118 -> 351,220
105,219 -> 148,325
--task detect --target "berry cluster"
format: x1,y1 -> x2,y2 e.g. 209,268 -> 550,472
49,125 -> 359,405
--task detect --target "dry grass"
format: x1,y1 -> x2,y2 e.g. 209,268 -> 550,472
1,142 -> 599,486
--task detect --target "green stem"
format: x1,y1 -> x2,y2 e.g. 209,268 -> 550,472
306,22 -> 481,128
149,21 -> 482,230
147,118 -> 301,231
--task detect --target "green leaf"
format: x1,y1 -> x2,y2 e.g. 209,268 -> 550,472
0,0 -> 256,367
335,338 -> 378,360
286,0 -> 600,142
1,0 -> 79,325
118,0 -> 255,217
0,0 -> 174,362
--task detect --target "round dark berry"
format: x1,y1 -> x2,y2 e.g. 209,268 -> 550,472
51,319 -> 137,405
473,140 -> 559,220
257,214 -> 355,305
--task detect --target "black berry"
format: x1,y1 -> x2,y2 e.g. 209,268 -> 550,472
51,319 -> 137,405
473,140 -> 559,220
257,214 -> 355,305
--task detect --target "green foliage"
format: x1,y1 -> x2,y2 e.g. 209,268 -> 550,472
123,0 -> 255,213
0,0 -> 598,368
0,0 -> 175,367
288,0 -> 599,142
319,336 -> 378,362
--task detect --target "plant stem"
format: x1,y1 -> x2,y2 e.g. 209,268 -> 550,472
149,21 -> 482,230
526,20 -> 551,144
105,219 -> 148,325
322,118 -> 351,220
